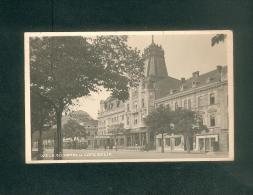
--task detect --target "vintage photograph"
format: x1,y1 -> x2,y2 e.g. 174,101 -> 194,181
25,31 -> 234,163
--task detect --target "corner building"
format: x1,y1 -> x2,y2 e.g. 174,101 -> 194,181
96,39 -> 229,152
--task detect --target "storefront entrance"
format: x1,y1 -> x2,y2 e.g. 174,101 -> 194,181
196,135 -> 219,152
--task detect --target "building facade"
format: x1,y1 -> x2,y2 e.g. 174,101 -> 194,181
155,66 -> 228,152
96,39 -> 229,152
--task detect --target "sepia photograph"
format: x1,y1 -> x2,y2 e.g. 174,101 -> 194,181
24,31 -> 234,163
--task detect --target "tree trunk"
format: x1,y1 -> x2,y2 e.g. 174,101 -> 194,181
37,128 -> 43,160
54,132 -> 57,159
186,135 -> 190,153
54,109 -> 63,160
161,133 -> 164,153
114,135 -> 117,151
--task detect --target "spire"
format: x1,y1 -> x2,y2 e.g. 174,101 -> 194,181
143,36 -> 168,79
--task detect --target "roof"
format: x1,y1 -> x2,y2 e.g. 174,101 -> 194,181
155,76 -> 181,99
183,66 -> 227,90
156,66 -> 227,99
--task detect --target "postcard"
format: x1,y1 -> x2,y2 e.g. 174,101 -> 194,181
25,30 -> 234,163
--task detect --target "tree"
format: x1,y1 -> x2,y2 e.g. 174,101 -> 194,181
31,89 -> 55,159
172,108 -> 208,153
144,106 -> 174,153
30,35 -> 144,159
211,34 -> 226,46
63,119 -> 86,140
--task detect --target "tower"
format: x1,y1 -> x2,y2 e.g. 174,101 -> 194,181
143,36 -> 168,79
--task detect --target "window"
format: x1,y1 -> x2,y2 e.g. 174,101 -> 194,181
134,114 -> 138,125
141,113 -> 144,121
210,115 -> 216,126
122,115 -> 124,121
117,101 -> 120,107
133,102 -> 138,110
142,98 -> 145,108
127,104 -> 130,111
188,99 -> 191,109
198,96 -> 204,107
210,93 -> 215,105
175,102 -> 178,110
175,137 -> 181,146
127,116 -> 130,125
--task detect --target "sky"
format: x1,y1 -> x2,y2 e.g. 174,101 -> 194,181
69,33 -> 228,119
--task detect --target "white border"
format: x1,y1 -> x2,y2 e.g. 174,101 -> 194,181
24,30 -> 234,164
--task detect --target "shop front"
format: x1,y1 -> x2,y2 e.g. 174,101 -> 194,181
155,134 -> 184,151
195,134 -> 219,152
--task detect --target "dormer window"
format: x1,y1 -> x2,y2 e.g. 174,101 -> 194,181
192,81 -> 196,87
192,81 -> 199,87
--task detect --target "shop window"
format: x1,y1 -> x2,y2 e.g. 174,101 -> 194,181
184,100 -> 187,109
158,139 -> 162,146
165,138 -> 170,146
175,137 -> 181,146
175,102 -> 178,110
188,99 -> 191,109
210,93 -> 215,105
120,138 -> 124,145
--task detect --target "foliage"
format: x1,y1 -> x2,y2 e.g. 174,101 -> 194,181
211,34 -> 226,46
31,89 -> 55,133
172,108 -> 207,135
30,36 -> 144,109
62,119 -> 87,139
30,35 -> 144,158
144,106 -> 174,152
144,106 -> 208,152
144,106 -> 174,135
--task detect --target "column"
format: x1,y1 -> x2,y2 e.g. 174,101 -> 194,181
139,133 -> 142,146
155,137 -> 159,150
124,135 -> 127,147
146,132 -> 150,145
163,136 -> 166,151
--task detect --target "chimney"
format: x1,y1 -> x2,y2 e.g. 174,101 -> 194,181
181,77 -> 186,83
192,71 -> 199,78
217,65 -> 222,73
